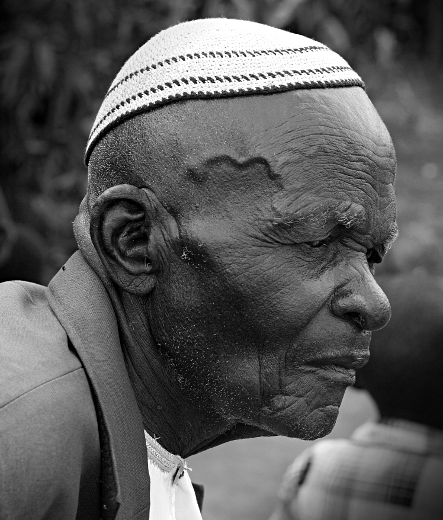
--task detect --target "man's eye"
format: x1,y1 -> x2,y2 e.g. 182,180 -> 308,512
306,238 -> 330,248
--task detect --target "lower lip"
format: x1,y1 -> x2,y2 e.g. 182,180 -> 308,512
315,365 -> 356,385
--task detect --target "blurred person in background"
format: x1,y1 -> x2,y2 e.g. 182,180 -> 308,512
0,186 -> 44,284
270,272 -> 443,520
0,18 -> 398,520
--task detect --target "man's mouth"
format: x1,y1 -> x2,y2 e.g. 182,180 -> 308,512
316,353 -> 370,370
308,352 -> 370,384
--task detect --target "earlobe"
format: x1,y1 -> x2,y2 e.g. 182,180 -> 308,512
90,184 -> 174,295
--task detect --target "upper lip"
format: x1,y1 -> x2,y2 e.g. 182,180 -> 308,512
309,353 -> 370,370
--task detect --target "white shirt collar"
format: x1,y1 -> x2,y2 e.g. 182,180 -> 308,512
144,431 -> 203,520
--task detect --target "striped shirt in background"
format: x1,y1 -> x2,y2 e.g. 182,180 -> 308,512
270,419 -> 443,520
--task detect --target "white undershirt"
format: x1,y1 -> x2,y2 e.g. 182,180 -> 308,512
144,431 -> 203,520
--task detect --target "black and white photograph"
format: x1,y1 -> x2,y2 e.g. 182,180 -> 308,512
1,1 -> 442,519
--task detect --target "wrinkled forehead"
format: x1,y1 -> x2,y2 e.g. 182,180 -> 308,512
252,89 -> 397,216
150,87 -> 396,185
132,88 -> 397,243
269,90 -> 396,236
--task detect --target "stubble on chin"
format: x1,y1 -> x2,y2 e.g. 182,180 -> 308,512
257,374 -> 347,439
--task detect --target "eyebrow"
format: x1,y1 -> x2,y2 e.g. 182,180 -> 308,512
269,201 -> 399,249
270,200 -> 366,232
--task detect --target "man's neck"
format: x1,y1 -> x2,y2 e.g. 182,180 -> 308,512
119,292 -> 234,458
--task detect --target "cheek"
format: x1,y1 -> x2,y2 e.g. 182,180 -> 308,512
146,263 -> 265,416
226,251 -> 335,339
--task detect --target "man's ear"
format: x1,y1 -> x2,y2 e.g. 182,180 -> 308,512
90,184 -> 179,295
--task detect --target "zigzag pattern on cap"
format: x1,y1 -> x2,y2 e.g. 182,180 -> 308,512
85,18 -> 365,164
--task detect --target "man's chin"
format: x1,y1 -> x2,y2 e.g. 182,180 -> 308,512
260,402 -> 342,439
286,405 -> 340,439
257,371 -> 350,438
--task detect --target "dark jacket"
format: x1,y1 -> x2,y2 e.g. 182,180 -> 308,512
0,252 -> 151,519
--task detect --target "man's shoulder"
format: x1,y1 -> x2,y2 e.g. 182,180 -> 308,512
0,280 -> 83,408
0,280 -> 102,519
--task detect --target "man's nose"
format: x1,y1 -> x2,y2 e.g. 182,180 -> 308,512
330,272 -> 391,331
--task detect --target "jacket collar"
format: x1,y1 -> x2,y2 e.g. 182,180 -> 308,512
48,251 -> 150,520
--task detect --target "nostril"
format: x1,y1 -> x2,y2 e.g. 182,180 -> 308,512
344,312 -> 366,329
331,279 -> 391,331
330,294 -> 368,329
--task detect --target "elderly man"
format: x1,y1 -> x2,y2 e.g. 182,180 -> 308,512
0,18 -> 397,520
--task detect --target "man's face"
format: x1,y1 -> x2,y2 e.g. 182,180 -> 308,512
145,88 -> 397,440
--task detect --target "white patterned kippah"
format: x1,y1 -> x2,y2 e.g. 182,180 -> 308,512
85,18 -> 364,164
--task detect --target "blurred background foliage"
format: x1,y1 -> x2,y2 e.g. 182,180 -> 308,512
1,0 -> 443,281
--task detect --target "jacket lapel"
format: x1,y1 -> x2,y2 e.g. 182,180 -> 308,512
48,251 -> 150,520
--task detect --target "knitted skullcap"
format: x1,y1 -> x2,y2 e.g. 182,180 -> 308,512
85,18 -> 364,164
